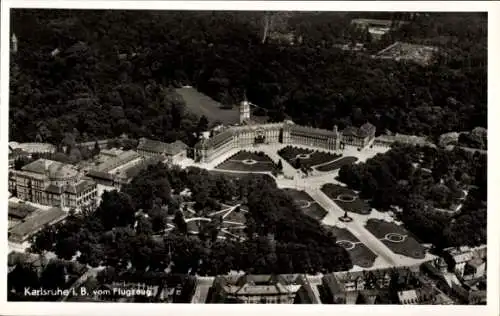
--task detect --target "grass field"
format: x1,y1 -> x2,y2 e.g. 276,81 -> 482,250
278,146 -> 341,169
365,219 -> 426,259
215,151 -> 277,172
321,183 -> 371,215
327,226 -> 377,268
283,188 -> 328,221
315,156 -> 358,172
175,87 -> 240,124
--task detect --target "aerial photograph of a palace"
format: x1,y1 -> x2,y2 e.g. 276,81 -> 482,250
4,4 -> 489,308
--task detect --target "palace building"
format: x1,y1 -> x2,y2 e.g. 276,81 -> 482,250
194,100 -> 376,163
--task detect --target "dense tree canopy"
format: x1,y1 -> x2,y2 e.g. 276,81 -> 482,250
10,11 -> 486,144
338,144 -> 487,248
31,163 -> 352,275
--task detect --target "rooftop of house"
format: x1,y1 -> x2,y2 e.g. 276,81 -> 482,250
86,169 -> 115,181
21,159 -> 80,180
64,179 -> 96,194
195,129 -> 235,150
289,124 -> 339,138
9,207 -> 67,240
376,133 -> 430,144
397,289 -> 418,303
351,18 -> 408,27
216,274 -> 303,296
100,148 -> 126,157
444,245 -> 487,262
8,201 -> 38,220
324,267 -> 416,294
8,251 -> 48,268
467,258 -> 485,269
138,138 -> 188,156
93,150 -> 142,173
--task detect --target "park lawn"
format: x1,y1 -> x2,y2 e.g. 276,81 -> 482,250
321,184 -> 371,215
175,87 -> 240,124
283,188 -> 328,221
316,156 -> 358,172
365,219 -> 426,259
327,226 -> 377,268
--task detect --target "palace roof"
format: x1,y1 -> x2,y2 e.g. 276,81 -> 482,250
289,124 -> 339,138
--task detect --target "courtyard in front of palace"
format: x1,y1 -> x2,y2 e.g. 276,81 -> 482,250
178,142 -> 437,272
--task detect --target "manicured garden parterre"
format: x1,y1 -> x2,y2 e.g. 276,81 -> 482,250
278,146 -> 341,169
215,150 -> 277,172
326,226 -> 377,268
283,188 -> 328,221
315,156 -> 358,172
321,183 -> 371,215
365,219 -> 426,259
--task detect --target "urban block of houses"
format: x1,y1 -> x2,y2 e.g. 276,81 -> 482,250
8,203 -> 67,243
9,159 -> 98,210
443,245 -> 487,280
322,266 -> 436,304
421,249 -> 487,305
190,267 -> 439,305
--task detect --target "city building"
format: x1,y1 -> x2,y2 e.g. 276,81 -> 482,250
8,201 -> 38,229
350,19 -> 408,41
9,141 -> 57,154
137,137 -> 188,163
9,159 -> 98,210
193,101 -> 375,163
322,267 -> 422,304
463,258 -> 486,281
341,123 -> 376,148
8,206 -> 67,243
9,147 -> 30,169
373,133 -> 434,148
208,273 -> 304,304
443,245 -> 487,279
87,149 -> 163,187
